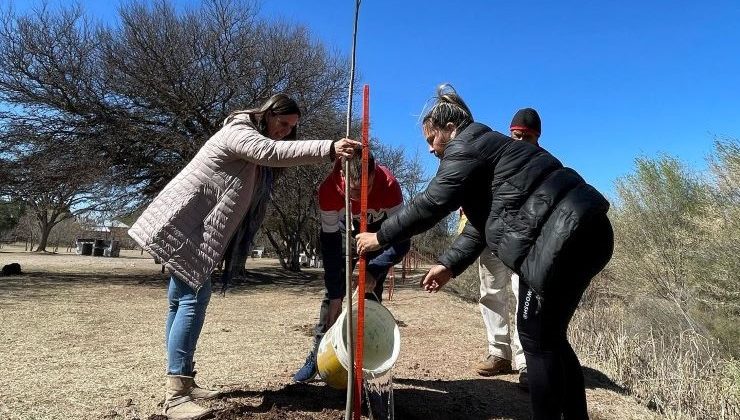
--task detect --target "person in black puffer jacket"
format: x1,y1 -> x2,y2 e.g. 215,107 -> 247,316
356,84 -> 614,420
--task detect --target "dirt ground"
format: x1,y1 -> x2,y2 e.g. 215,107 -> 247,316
0,245 -> 660,420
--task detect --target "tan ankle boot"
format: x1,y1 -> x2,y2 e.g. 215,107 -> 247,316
163,375 -> 212,419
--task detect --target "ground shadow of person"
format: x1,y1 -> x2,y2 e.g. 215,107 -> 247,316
582,366 -> 627,394
212,383 -> 345,418
214,377 -> 531,420
210,368 -> 626,419
210,266 -> 325,296
393,377 -> 530,420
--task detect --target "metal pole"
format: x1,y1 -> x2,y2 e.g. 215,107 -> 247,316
344,1 -> 361,419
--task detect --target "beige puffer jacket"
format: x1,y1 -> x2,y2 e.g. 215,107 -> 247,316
128,115 -> 333,290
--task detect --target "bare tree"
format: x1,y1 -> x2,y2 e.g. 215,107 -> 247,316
0,0 -> 350,256
0,198 -> 23,246
261,164 -> 328,270
47,217 -> 84,252
1,126 -> 119,251
10,211 -> 39,251
96,0 -> 349,199
0,3 -> 126,251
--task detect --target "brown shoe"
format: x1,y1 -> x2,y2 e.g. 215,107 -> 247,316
475,355 -> 513,376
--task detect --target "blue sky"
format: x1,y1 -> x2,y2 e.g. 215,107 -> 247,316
13,0 -> 740,197
259,0 -> 740,198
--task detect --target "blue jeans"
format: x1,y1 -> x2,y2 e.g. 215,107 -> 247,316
165,275 -> 212,376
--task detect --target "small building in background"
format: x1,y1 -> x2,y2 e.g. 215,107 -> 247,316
77,220 -> 135,249
251,246 -> 265,258
75,220 -> 134,256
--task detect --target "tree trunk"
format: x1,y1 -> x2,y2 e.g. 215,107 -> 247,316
264,229 -> 289,269
286,233 -> 301,272
34,210 -> 68,252
36,228 -> 50,251
35,218 -> 52,252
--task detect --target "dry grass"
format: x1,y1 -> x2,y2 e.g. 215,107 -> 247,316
570,302 -> 740,420
0,245 -> 658,419
450,266 -> 740,420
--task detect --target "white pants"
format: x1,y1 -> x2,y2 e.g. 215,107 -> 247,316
478,249 -> 526,370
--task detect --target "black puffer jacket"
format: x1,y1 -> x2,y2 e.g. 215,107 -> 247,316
375,122 -> 609,297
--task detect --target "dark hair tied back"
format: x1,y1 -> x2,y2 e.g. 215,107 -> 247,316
422,83 -> 474,131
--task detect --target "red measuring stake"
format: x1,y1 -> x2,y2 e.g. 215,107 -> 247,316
352,84 -> 370,419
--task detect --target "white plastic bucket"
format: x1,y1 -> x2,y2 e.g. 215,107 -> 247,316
316,299 -> 401,389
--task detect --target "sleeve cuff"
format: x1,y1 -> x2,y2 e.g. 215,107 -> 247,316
376,229 -> 390,246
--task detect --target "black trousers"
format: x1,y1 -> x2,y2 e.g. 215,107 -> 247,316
517,213 -> 614,420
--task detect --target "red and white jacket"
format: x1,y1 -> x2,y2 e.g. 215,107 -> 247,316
318,160 -> 409,299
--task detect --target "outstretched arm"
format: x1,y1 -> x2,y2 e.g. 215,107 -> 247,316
357,147 -> 483,254
420,218 -> 486,293
222,121 -> 359,166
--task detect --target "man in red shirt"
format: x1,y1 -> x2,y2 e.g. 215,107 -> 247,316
293,154 -> 410,382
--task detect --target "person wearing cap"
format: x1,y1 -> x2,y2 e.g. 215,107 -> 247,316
472,108 -> 541,388
509,108 -> 541,146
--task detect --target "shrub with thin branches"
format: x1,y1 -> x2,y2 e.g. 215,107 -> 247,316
571,303 -> 740,419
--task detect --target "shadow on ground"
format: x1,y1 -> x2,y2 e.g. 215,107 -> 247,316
583,366 -> 626,394
148,377 -> 534,420
223,267 -> 325,295
143,367 -> 626,419
0,272 -> 167,295
393,377 -> 531,420
0,266 -> 327,298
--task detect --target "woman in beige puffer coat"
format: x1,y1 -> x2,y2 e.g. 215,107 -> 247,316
128,94 -> 359,419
